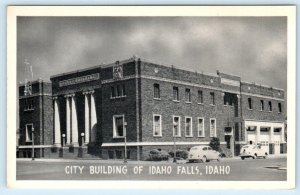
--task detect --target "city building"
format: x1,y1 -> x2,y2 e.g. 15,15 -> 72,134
18,57 -> 287,160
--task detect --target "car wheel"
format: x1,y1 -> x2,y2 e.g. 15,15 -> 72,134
217,155 -> 221,162
253,154 -> 257,159
241,157 -> 245,160
202,156 -> 207,163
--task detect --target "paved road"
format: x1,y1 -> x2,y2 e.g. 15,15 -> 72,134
17,157 -> 286,181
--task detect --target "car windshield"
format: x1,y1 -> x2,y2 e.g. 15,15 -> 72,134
203,147 -> 207,150
191,147 -> 199,150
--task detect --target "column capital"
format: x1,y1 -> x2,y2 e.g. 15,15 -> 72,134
236,94 -> 240,99
83,90 -> 94,95
53,96 -> 58,100
64,93 -> 75,98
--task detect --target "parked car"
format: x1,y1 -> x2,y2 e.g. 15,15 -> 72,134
187,146 -> 221,163
239,145 -> 267,160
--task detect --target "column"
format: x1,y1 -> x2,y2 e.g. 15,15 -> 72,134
256,125 -> 260,145
71,94 -> 79,147
90,91 -> 97,142
65,95 -> 71,145
270,126 -> 274,144
281,123 -> 285,142
53,97 -> 61,147
84,92 -> 90,145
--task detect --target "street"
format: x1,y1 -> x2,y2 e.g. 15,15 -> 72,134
16,157 -> 287,181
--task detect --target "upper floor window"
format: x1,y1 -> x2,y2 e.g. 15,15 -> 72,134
24,98 -> 34,111
173,86 -> 179,101
111,84 -> 126,98
25,124 -> 33,142
223,93 -> 233,106
113,115 -> 125,138
278,103 -> 282,113
268,101 -> 272,112
173,116 -> 181,137
210,92 -> 215,105
198,90 -> 203,104
185,88 -> 191,102
248,98 -> 253,110
153,83 -> 160,99
185,117 -> 192,137
153,114 -> 162,136
260,100 -> 264,111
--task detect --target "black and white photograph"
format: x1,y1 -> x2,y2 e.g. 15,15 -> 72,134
7,6 -> 296,189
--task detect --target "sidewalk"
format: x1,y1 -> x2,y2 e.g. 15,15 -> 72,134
17,153 -> 287,164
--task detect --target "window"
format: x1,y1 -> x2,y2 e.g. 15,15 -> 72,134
210,92 -> 215,105
210,118 -> 216,137
185,88 -> 191,102
278,103 -> 282,113
24,99 -> 34,111
248,98 -> 252,110
260,100 -> 264,111
26,124 -> 33,142
153,114 -> 162,136
185,117 -> 192,137
111,86 -> 115,97
197,117 -> 205,137
173,86 -> 179,101
173,116 -> 181,137
274,128 -> 282,132
260,127 -> 270,132
153,83 -> 160,99
116,85 -> 121,97
111,85 -> 126,98
223,93 -> 234,106
198,90 -> 203,104
268,101 -> 272,112
113,115 -> 125,138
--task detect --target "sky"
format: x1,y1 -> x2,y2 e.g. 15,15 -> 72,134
17,17 -> 287,91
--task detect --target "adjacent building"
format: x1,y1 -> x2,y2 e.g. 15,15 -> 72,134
18,57 -> 287,160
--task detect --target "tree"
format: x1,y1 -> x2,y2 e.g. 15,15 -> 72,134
209,137 -> 220,151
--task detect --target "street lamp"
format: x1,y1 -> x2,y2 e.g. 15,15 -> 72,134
62,134 -> 66,147
124,121 -> 127,163
31,127 -> 35,160
81,132 -> 85,147
173,124 -> 177,163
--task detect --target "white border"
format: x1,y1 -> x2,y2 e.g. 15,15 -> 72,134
7,6 -> 296,189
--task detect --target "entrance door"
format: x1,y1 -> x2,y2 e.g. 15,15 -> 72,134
224,127 -> 234,157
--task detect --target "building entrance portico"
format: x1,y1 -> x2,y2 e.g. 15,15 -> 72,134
53,91 -> 97,150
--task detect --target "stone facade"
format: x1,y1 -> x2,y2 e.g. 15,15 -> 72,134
18,57 -> 287,160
